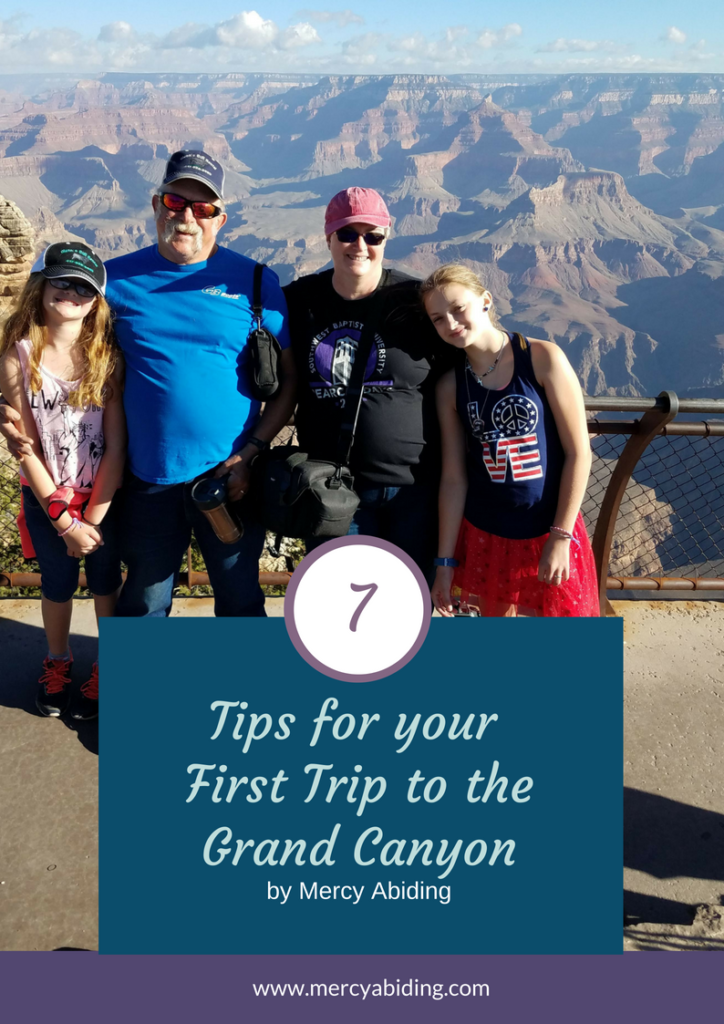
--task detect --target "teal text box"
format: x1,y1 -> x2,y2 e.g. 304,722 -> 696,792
99,618 -> 622,954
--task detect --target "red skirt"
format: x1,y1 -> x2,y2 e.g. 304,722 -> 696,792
452,512 -> 599,617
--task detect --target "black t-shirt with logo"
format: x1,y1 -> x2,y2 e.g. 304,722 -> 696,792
284,268 -> 447,489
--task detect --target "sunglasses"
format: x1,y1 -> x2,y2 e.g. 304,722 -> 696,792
49,277 -> 97,299
160,192 -> 223,219
335,228 -> 386,246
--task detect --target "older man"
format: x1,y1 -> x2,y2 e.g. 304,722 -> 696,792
283,187 -> 445,577
2,150 -> 296,617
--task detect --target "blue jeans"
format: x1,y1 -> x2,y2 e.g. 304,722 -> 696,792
115,473 -> 266,618
22,485 -> 123,603
307,483 -> 437,583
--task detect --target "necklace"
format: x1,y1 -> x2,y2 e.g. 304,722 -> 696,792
465,365 -> 494,435
464,331 -> 510,434
466,330 -> 507,385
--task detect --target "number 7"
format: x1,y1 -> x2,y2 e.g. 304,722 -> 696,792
349,582 -> 378,632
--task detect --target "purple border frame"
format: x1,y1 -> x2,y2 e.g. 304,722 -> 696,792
2,952 -> 722,1023
284,536 -> 431,681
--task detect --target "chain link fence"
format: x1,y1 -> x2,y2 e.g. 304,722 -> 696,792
0,439 -> 35,581
0,425 -> 305,595
2,410 -> 724,594
584,431 -> 724,580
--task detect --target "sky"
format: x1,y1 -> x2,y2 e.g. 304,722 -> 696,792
1,1 -> 723,76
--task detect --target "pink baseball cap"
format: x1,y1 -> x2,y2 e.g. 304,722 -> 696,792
324,187 -> 391,235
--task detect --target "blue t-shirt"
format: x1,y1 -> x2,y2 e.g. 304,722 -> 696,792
105,245 -> 290,484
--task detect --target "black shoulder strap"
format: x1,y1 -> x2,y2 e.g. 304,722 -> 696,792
335,309 -> 379,467
252,262 -> 264,327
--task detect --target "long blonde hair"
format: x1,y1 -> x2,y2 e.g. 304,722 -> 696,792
420,263 -> 501,328
0,273 -> 118,407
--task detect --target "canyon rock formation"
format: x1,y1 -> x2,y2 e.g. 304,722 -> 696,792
0,195 -> 34,315
1,71 -> 723,396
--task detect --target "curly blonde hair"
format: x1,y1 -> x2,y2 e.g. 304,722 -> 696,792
420,263 -> 501,328
0,273 -> 118,407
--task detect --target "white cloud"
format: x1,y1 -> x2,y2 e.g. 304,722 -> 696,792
0,16 -> 25,49
388,31 -> 470,65
0,26 -> 102,67
279,22 -> 321,49
342,31 -> 384,54
214,11 -> 279,48
383,21 -> 520,65
344,51 -> 377,65
531,53 -> 662,73
663,26 -> 687,45
296,9 -> 364,27
477,23 -> 522,49
106,44 -> 153,69
98,21 -> 136,43
355,21 -> 514,64
537,38 -> 625,54
2,12 -> 723,75
155,11 -> 318,51
155,22 -> 209,48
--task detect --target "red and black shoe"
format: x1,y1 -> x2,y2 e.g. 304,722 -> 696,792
36,653 -> 73,717
71,662 -> 98,721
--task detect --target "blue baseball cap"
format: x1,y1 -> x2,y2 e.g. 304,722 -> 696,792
162,150 -> 225,200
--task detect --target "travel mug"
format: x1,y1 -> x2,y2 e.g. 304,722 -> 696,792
190,477 -> 243,544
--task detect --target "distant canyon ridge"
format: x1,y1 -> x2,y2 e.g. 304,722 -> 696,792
1,71 -> 724,397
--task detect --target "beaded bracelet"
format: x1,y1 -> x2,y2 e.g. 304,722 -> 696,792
57,518 -> 80,538
550,525 -> 580,548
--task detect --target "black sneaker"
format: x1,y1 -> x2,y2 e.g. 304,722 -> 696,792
36,654 -> 73,717
71,662 -> 98,721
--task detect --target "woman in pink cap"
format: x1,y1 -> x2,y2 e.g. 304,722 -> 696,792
284,187 -> 447,577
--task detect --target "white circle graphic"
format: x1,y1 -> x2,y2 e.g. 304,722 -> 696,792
285,537 -> 431,682
491,394 -> 538,435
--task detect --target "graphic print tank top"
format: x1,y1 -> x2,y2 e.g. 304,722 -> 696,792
16,339 -> 104,490
454,334 -> 565,539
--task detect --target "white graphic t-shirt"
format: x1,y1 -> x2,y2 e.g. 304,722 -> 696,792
16,338 -> 104,491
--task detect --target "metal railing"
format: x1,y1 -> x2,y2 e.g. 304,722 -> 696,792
583,393 -> 724,613
2,392 -> 723,614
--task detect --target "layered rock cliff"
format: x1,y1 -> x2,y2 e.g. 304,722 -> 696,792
1,71 -> 723,396
0,196 -> 34,315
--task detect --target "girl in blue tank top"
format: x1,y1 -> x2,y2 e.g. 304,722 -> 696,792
422,264 -> 598,617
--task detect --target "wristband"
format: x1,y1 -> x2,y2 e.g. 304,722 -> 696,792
550,525 -> 580,548
57,518 -> 80,538
47,486 -> 75,522
433,557 -> 459,568
247,436 -> 270,452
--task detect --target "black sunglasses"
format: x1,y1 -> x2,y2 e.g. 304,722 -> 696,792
335,228 -> 386,246
48,277 -> 97,298
160,192 -> 223,219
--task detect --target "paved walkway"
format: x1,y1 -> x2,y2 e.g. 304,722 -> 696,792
621,601 -> 724,951
1,598 -> 722,951
0,596 -> 283,951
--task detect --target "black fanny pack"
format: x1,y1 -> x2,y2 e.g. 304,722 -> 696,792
251,449 -> 359,541
247,262 -> 281,401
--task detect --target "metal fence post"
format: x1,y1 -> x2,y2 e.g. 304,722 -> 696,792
591,391 -> 680,615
